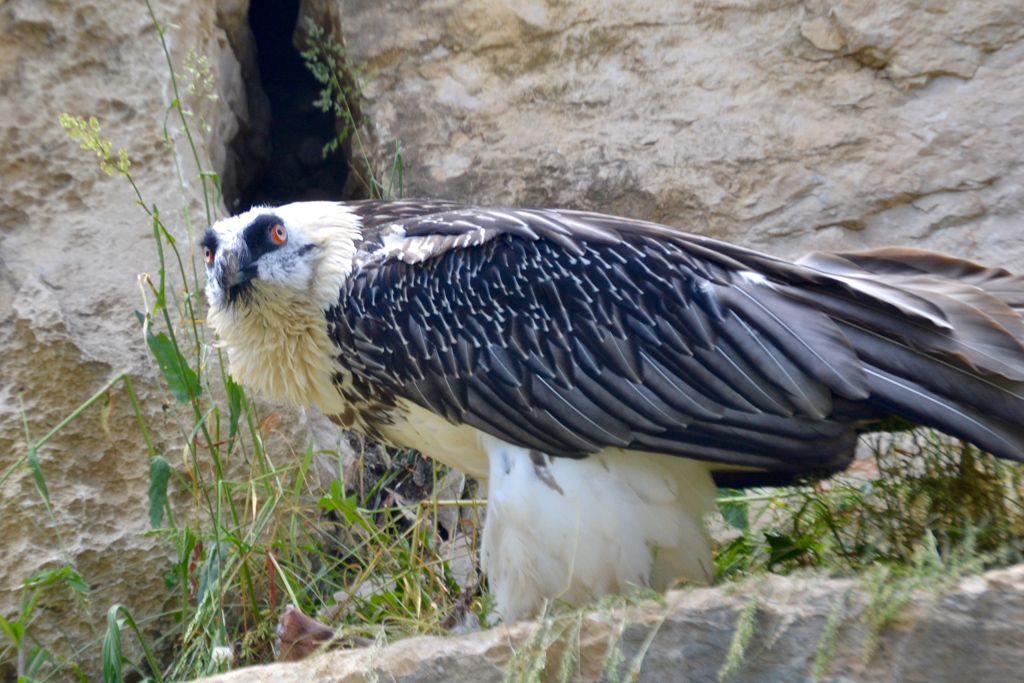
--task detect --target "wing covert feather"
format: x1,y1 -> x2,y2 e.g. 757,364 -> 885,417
327,205 -> 1024,479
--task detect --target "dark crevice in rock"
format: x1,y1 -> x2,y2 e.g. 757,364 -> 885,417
222,0 -> 355,215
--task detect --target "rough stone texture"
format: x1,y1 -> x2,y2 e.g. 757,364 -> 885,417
191,564 -> 1024,682
1,1 -> 196,675
345,0 -> 1024,267
0,0 -> 344,678
2,0 -> 1024,679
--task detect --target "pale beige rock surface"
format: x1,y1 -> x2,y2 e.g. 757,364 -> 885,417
1,1 -> 209,676
346,0 -> 1024,265
190,564 -> 1024,683
2,0 -> 1024,679
0,0 -> 339,678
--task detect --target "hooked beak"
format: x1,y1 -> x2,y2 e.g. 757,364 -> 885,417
218,250 -> 259,300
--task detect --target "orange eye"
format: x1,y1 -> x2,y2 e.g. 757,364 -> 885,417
271,223 -> 287,245
203,246 -> 214,265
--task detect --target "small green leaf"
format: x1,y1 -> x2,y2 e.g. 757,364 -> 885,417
720,501 -> 749,531
26,451 -> 49,505
318,480 -> 369,530
148,455 -> 171,529
63,571 -> 89,595
196,542 -> 229,606
25,567 -> 89,597
163,567 -> 178,589
144,324 -> 201,404
226,375 -> 243,443
766,533 -> 811,568
24,646 -> 60,681
102,605 -> 124,683
179,524 -> 197,571
0,614 -> 21,646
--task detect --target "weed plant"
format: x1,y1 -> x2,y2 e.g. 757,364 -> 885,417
713,431 -> 1024,679
5,5 -> 460,682
714,431 -> 1024,581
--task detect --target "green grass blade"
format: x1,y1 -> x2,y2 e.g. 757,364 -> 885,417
148,455 -> 172,529
101,605 -> 124,683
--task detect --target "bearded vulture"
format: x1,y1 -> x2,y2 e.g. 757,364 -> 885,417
201,200 -> 1024,620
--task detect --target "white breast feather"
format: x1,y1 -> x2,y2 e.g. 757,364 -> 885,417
479,435 -> 716,620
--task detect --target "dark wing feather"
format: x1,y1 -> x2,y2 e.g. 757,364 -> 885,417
328,205 -> 1024,485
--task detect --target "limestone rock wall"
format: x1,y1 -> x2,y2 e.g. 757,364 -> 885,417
0,0 -> 269,677
345,0 -> 1024,265
1,0 -> 1023,679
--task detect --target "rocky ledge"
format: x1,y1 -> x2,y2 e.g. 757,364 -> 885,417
193,564 -> 1024,683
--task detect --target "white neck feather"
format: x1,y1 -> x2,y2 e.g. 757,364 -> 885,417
209,286 -> 344,409
207,203 -> 360,410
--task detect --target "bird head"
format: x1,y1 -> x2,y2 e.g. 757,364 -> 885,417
198,202 -> 361,409
200,201 -> 360,320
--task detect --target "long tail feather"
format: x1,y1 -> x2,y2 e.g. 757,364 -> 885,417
796,248 -> 1024,461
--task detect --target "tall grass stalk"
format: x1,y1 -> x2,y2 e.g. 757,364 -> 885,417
39,5 -> 460,681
